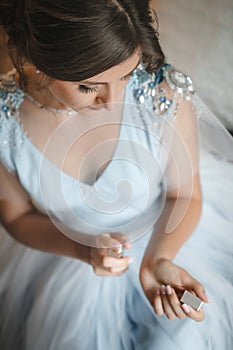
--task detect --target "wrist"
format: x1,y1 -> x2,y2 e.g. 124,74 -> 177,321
142,251 -> 173,268
72,241 -> 91,264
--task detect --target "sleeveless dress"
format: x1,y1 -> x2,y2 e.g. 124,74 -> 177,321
0,65 -> 233,350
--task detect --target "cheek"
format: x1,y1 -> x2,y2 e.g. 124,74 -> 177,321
49,83 -> 96,110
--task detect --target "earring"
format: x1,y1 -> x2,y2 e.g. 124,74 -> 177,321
35,69 -> 40,74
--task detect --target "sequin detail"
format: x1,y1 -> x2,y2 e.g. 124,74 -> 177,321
133,63 -> 195,115
164,66 -> 195,101
0,69 -> 25,118
0,70 -> 27,172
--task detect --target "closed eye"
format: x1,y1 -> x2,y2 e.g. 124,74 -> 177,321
79,85 -> 98,94
120,72 -> 133,81
78,71 -> 134,94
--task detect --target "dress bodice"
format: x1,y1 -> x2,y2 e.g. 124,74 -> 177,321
0,64 -> 195,244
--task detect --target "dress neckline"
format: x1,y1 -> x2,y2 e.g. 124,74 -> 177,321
1,70 -> 129,188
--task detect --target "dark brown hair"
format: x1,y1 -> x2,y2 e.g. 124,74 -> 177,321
0,0 -> 165,82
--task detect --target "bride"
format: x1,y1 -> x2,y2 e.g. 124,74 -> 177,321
0,1 -> 232,349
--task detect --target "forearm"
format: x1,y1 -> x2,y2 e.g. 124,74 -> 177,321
5,211 -> 91,263
143,197 -> 202,263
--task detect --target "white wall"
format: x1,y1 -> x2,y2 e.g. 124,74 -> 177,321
152,0 -> 233,129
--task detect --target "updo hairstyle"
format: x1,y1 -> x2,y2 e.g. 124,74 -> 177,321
0,0 -> 165,84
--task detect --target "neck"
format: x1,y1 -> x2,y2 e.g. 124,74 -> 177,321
19,66 -> 72,112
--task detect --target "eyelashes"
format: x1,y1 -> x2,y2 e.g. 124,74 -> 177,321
78,85 -> 98,94
121,72 -> 133,82
78,73 -> 133,94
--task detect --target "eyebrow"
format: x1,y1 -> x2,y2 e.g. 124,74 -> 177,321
78,60 -> 140,85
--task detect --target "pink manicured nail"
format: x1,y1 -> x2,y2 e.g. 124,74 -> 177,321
156,289 -> 161,295
205,294 -> 212,303
161,285 -> 166,295
182,304 -> 191,314
166,285 -> 172,295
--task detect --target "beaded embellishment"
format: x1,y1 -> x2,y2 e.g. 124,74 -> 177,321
133,63 -> 195,116
0,69 -> 25,118
164,66 -> 195,100
0,69 -> 77,117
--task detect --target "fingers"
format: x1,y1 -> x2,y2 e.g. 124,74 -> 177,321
181,273 -> 209,304
96,233 -> 132,256
96,233 -> 122,250
161,296 -> 177,320
162,286 -> 187,320
153,285 -> 205,322
192,281 -> 210,303
91,233 -> 133,276
93,256 -> 132,276
181,303 -> 205,322
153,290 -> 164,316
103,255 -> 133,273
110,232 -> 132,249
154,286 -> 186,320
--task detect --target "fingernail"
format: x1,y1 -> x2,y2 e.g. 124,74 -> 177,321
205,294 -> 212,303
166,285 -> 172,295
161,285 -> 166,295
182,304 -> 191,314
156,289 -> 160,295
157,308 -> 164,316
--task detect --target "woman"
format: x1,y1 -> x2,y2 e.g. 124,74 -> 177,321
0,0 -> 232,349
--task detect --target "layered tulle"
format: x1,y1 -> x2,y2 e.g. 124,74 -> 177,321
0,67 -> 233,349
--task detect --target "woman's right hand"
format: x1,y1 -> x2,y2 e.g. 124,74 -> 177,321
90,233 -> 133,276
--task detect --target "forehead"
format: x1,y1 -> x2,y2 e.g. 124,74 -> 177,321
81,52 -> 141,84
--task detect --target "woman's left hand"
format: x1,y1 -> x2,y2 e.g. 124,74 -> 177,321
140,258 -> 209,322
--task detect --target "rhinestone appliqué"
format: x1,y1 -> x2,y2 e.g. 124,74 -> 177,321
133,64 -> 195,120
164,67 -> 195,101
0,69 -> 25,118
0,70 -> 27,164
133,64 -> 173,116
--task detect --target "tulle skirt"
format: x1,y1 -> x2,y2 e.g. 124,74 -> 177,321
0,153 -> 233,350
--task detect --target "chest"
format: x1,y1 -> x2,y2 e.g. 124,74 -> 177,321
62,122 -> 121,185
19,101 -> 122,185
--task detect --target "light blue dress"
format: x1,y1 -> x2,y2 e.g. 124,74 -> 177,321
0,65 -> 233,349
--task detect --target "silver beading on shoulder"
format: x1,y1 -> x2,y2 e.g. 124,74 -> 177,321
133,64 -> 173,116
163,66 -> 195,101
0,69 -> 25,119
133,64 -> 195,117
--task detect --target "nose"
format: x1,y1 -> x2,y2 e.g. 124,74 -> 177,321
96,84 -> 119,110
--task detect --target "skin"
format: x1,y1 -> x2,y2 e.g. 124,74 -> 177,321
0,52 -> 209,325
30,52 -> 141,112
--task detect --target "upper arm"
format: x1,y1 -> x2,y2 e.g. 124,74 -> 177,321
0,162 -> 34,228
160,83 -> 201,201
157,86 -> 202,233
